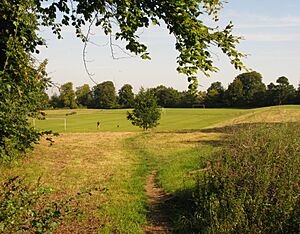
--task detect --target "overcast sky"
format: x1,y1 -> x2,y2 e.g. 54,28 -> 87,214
37,0 -> 300,94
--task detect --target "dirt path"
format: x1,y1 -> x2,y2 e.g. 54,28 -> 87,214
144,170 -> 172,234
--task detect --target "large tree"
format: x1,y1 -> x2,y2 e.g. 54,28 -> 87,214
205,81 -> 225,107
267,77 -> 295,105
225,79 -> 244,107
152,85 -> 181,108
0,0 -> 49,160
275,76 -> 295,105
226,71 -> 266,107
118,84 -> 135,108
59,82 -> 77,109
76,84 -> 93,108
296,84 -> 300,104
93,81 -> 117,109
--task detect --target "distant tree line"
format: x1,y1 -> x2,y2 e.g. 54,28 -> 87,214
46,71 -> 300,109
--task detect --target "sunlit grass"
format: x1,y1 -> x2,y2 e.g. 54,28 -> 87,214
32,108 -> 250,132
2,105 -> 300,232
0,132 -> 148,233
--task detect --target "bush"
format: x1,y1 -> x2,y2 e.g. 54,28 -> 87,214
0,177 -> 78,233
191,123 -> 300,233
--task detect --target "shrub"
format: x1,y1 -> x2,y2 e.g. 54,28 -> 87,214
192,123 -> 300,233
0,176 -> 78,233
127,88 -> 161,130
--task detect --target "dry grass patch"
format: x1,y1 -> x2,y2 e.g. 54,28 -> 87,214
1,132 -> 135,191
0,132 -> 138,233
216,106 -> 300,127
141,131 -> 223,152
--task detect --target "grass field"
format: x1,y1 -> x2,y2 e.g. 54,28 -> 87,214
31,105 -> 300,132
31,108 -> 249,132
2,105 -> 300,233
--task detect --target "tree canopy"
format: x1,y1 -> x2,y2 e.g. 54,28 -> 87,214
118,84 -> 135,108
35,0 -> 246,90
93,81 -> 117,109
59,82 -> 77,109
76,84 -> 93,107
0,0 -> 49,160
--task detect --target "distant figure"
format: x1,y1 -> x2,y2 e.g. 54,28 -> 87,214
117,125 -> 119,128
97,121 -> 101,129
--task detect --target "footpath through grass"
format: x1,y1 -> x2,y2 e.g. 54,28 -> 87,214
1,105 -> 300,232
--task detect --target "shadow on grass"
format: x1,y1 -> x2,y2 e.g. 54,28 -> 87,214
162,188 -> 199,233
158,122 -> 298,135
182,139 -> 226,147
155,123 -> 260,134
159,121 -> 300,233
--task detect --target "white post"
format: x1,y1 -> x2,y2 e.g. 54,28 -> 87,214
64,118 -> 67,131
33,118 -> 36,128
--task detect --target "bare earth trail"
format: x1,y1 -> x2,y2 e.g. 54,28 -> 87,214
144,170 -> 172,234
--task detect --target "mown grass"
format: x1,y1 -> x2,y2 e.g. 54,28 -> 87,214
33,105 -> 300,133
33,108 -> 250,132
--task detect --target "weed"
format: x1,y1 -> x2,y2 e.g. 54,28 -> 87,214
191,123 -> 300,233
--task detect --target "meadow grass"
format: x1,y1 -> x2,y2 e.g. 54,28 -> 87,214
189,123 -> 300,233
2,105 -> 300,232
0,132 -> 148,233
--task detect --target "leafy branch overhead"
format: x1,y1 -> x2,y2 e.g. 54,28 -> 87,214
36,0 -> 247,91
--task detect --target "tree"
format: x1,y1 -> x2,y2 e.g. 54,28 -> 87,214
238,71 -> 266,107
296,84 -> 300,104
225,79 -> 244,107
152,85 -> 181,108
275,76 -> 295,105
76,84 -> 93,108
93,81 -> 117,109
266,77 -> 296,106
118,84 -> 135,108
205,81 -> 225,107
127,88 -> 161,130
226,71 -> 266,107
266,82 -> 277,106
59,82 -> 77,109
0,0 -> 49,160
49,93 -> 63,108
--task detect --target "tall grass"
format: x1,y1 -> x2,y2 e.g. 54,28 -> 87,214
189,123 -> 300,233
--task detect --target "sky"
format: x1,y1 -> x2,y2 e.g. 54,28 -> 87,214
37,0 -> 300,95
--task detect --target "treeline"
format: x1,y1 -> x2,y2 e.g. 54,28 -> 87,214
47,71 -> 300,109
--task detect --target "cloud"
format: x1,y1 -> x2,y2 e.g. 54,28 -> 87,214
242,33 -> 300,42
225,11 -> 300,29
222,11 -> 300,42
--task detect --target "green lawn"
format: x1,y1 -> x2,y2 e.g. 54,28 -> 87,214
33,105 -> 300,132
33,108 -> 251,132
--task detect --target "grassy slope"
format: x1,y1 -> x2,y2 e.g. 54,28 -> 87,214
3,105 -> 300,232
